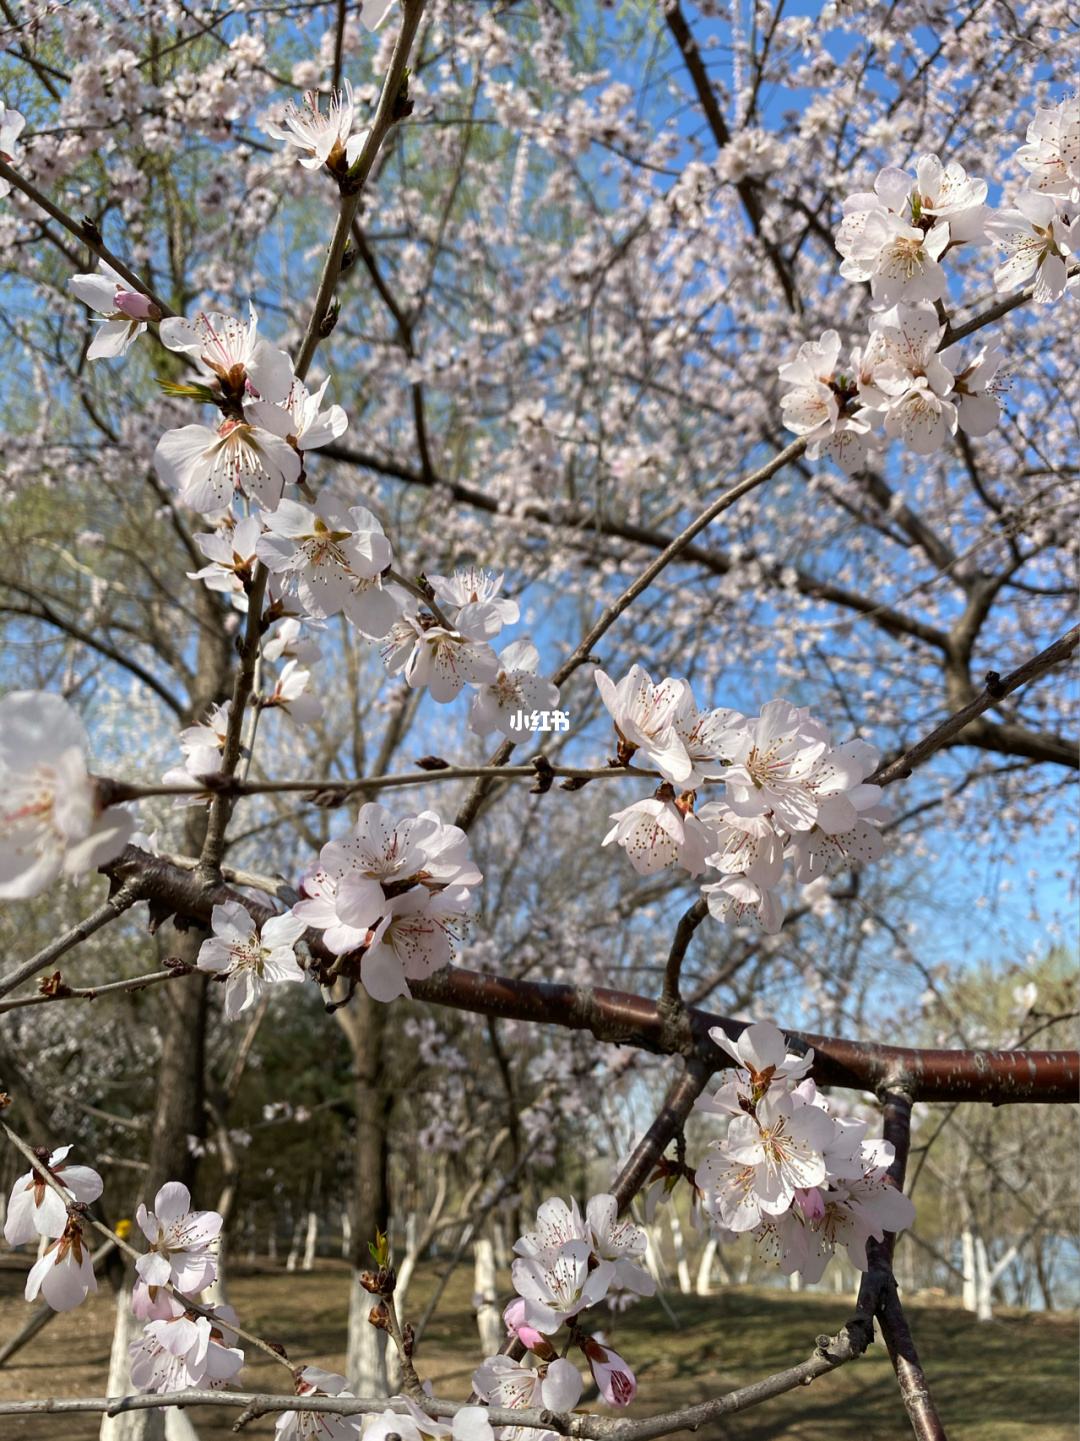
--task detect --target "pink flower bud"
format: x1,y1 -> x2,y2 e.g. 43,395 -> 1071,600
503,1296 -> 547,1352
114,288 -> 156,320
582,1336 -> 637,1407
794,1186 -> 825,1222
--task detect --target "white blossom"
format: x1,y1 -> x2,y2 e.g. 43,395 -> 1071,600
382,602 -> 500,702
266,82 -> 369,173
262,659 -> 323,724
69,259 -> 157,358
986,189 -> 1071,303
187,515 -> 262,610
594,665 -> 692,784
24,1217 -> 97,1311
154,412 -> 302,513
158,305 -> 292,396
4,1146 -> 103,1245
0,691 -> 134,900
469,639 -> 560,737
256,494 -> 392,619
602,794 -> 712,877
0,101 -> 26,198
196,901 -> 306,1018
1015,95 -> 1080,199
134,1182 -> 222,1292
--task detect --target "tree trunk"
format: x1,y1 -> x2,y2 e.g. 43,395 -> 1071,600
668,1212 -> 692,1295
694,1237 -> 718,1296
99,617 -> 227,1441
336,991 -> 392,1393
974,1235 -> 993,1322
961,1227 -> 977,1312
473,1237 -> 503,1356
302,1209 -> 319,1271
347,1270 -> 388,1393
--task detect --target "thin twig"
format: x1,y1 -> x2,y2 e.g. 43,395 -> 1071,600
0,158 -> 172,314
0,884 -> 139,1000
0,1122 -> 298,1376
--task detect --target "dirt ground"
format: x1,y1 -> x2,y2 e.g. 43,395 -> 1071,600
0,1256 -> 1075,1440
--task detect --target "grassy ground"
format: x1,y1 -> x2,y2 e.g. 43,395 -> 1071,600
0,1258 -> 1075,1440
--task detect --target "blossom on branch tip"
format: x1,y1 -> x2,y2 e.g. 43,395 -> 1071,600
70,259 -> 158,358
266,82 -> 371,175
24,1216 -> 96,1311
0,690 -> 135,900
4,1145 -> 103,1245
196,900 -> 306,1019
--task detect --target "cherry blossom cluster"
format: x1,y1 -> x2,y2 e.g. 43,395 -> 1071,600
3,1143 -> 376,1427
3,1151 -> 247,1391
63,266 -> 562,762
693,1022 -> 916,1282
4,1145 -> 103,1310
479,1192 -> 655,1418
596,668 -> 885,933
291,801 -> 482,1002
783,97 -> 1079,472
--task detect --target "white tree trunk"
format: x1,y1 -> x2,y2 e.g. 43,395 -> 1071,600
341,1209 -> 352,1260
347,1270 -> 388,1393
100,1282 -> 165,1441
202,1234 -> 227,1306
961,1228 -> 977,1312
643,1223 -> 665,1288
695,1237 -> 718,1296
493,1220 -> 511,1270
668,1212 -> 692,1295
285,1216 -> 304,1272
788,1270 -> 802,1292
395,1212 -> 420,1308
164,1414 -> 201,1441
473,1238 -> 504,1355
302,1209 -> 318,1271
974,1235 -> 993,1322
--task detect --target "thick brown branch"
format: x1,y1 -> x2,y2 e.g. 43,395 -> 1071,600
97,848 -> 1080,1103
